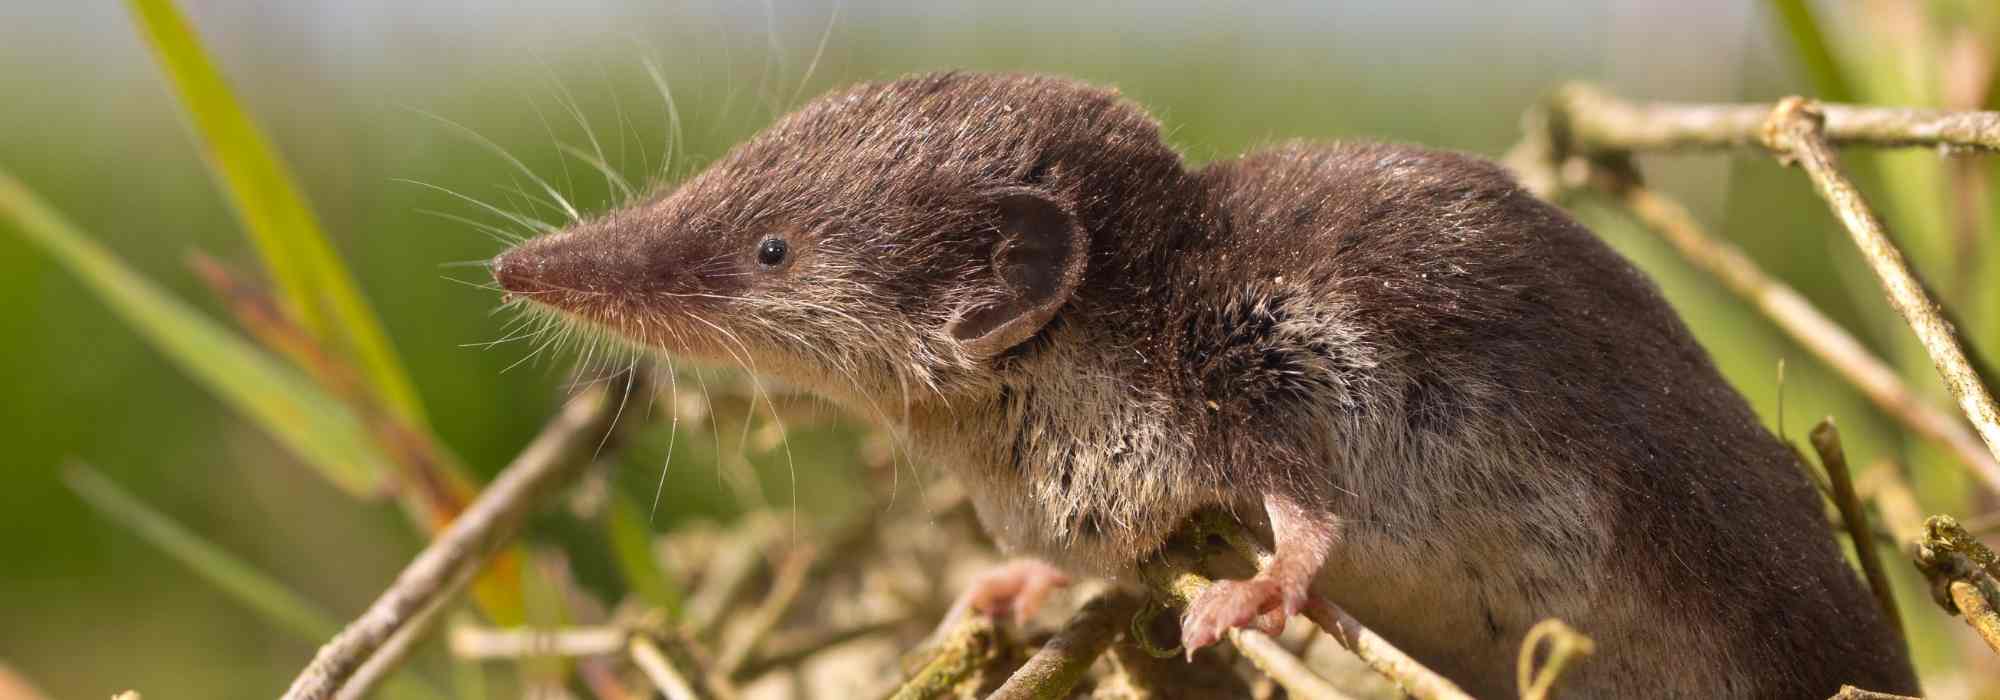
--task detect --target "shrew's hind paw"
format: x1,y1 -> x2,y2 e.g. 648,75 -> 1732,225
1179,576 -> 1290,658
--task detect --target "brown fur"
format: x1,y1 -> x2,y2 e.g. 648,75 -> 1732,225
494,72 -> 1917,697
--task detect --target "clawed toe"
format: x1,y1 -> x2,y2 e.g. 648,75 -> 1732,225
1180,577 -> 1289,658
952,558 -> 1072,625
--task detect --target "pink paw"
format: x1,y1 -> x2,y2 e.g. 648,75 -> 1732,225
952,558 -> 1072,625
1180,577 -> 1293,658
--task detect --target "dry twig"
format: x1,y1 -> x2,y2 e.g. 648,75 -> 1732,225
987,590 -> 1142,700
1513,90 -> 2000,493
1143,513 -> 1474,700
278,385 -> 626,700
1550,84 -> 2000,155
1760,98 -> 2000,488
1810,420 -> 1905,638
1915,516 -> 2000,654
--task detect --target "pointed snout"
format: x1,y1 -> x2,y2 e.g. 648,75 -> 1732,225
490,246 -> 544,297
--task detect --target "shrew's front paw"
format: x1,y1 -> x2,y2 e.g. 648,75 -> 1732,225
950,558 -> 1072,626
1179,575 -> 1291,658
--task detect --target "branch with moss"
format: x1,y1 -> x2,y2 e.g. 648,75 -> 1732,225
1915,516 -> 2000,655
986,590 -> 1142,700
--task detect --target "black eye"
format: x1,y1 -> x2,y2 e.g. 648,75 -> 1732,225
756,238 -> 789,267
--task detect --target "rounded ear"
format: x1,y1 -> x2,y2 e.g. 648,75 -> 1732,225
947,189 -> 1090,358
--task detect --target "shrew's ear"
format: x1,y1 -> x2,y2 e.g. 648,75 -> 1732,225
947,189 -> 1090,358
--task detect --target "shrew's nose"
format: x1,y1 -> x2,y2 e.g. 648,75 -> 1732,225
491,247 -> 544,296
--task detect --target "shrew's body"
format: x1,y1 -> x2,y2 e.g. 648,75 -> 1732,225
495,72 -> 1917,697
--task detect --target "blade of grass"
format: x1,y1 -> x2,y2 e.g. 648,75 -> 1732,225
64,463 -> 450,700
63,462 -> 342,640
0,170 -> 393,495
125,0 -> 427,428
608,493 -> 684,618
1765,0 -> 1858,102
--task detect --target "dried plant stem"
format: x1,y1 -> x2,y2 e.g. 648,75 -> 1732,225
884,615 -> 999,700
333,564 -> 468,700
1760,98 -> 2000,490
1916,517 -> 2000,655
1226,624 -> 1360,700
1144,516 -> 1474,700
1950,577 -> 2000,654
1607,177 -> 2000,491
630,635 -> 705,700
716,544 -> 818,674
1553,84 -> 2000,154
279,386 -> 623,700
1809,420 -> 1905,639
447,624 -> 629,659
1830,686 -> 1921,700
988,590 -> 1142,700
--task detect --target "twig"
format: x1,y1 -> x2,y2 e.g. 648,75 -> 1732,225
448,624 -> 629,659
1226,625 -> 1360,700
684,514 -> 782,634
988,590 -> 1142,700
1829,686 -> 1921,700
1297,600 -> 1469,700
1915,516 -> 2000,655
334,565 -> 469,700
1615,176 -> 2000,491
1551,84 -> 2000,155
884,614 -> 1000,700
1760,98 -> 2000,485
1511,103 -> 2000,492
716,544 -> 818,674
630,634 -> 706,700
730,617 -> 901,681
1142,515 -> 1474,700
1515,618 -> 1596,700
1810,420 -> 1906,639
278,386 -> 625,700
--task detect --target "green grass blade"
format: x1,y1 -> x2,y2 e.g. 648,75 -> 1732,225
62,462 -> 341,640
0,170 -> 390,495
65,463 -> 449,700
608,493 -> 684,618
125,0 -> 428,427
1765,0 -> 1858,102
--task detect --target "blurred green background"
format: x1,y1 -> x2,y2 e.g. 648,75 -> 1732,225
2,0 -> 1997,697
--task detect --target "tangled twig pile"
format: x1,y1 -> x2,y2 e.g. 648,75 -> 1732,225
276,87 -> 2000,699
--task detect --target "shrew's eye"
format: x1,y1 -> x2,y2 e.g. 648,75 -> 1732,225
756,238 -> 789,267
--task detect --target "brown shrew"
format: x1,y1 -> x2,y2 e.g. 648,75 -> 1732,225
492,72 -> 1917,698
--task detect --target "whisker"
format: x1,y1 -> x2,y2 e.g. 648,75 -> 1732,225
407,107 -> 581,222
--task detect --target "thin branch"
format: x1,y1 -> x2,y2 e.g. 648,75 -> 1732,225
1142,514 -> 1474,700
988,590 -> 1142,700
884,615 -> 1000,700
715,544 -> 818,674
334,566 -> 468,700
279,386 -> 625,700
1760,98 -> 2000,489
1810,420 -> 1906,639
1915,516 -> 2000,655
630,635 -> 705,700
1226,625 -> 1360,700
448,624 -> 629,659
1830,686 -> 1921,700
1513,94 -> 2000,493
1551,84 -> 2000,155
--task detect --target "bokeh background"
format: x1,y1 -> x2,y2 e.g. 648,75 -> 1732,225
3,1 -> 1997,697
